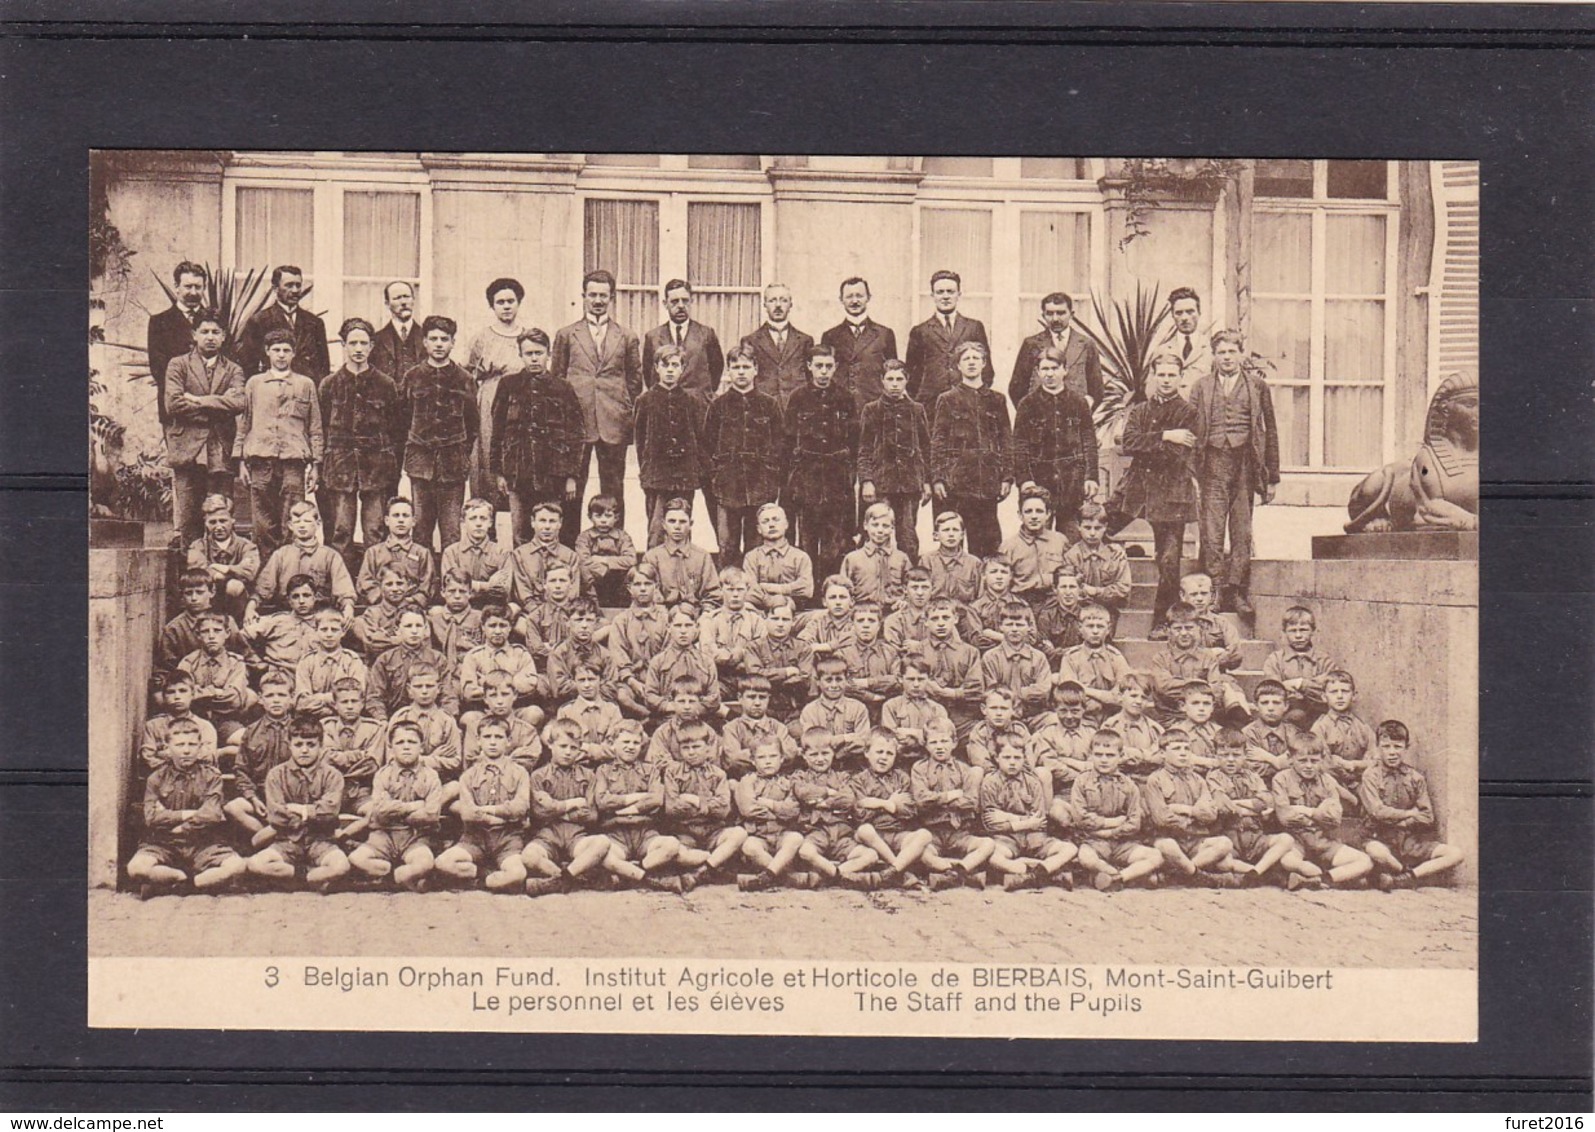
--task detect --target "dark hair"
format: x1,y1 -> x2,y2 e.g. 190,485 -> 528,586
740,674 -> 772,693
480,603 -> 512,625
191,308 -> 224,331
1375,719 -> 1410,745
663,278 -> 691,297
178,568 -> 215,590
517,327 -> 551,351
1019,485 -> 1054,512
1210,328 -> 1244,350
882,359 -> 908,380
1168,287 -> 1202,309
194,611 -> 228,630
258,669 -> 292,691
725,344 -> 758,368
1253,678 -> 1289,700
289,713 -> 324,740
663,496 -> 692,519
441,568 -> 473,590
930,269 -> 962,289
262,328 -> 295,349
386,495 -> 414,514
331,676 -> 364,695
486,277 -> 525,305
421,314 -> 457,338
809,344 -> 837,361
173,261 -> 208,286
587,493 -> 619,519
1325,669 -> 1357,691
284,573 -> 318,596
905,565 -> 931,583
839,276 -> 871,297
1000,600 -> 1032,623
531,499 -> 563,520
582,269 -> 616,295
1215,726 -> 1247,750
270,265 -> 303,288
388,719 -> 426,743
1166,601 -> 1197,624
1041,291 -> 1074,311
568,596 -> 601,619
474,716 -> 511,737
339,317 -> 376,341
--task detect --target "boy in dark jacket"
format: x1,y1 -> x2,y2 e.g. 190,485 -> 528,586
633,344 -> 707,548
930,341 -> 1012,558
1011,346 -> 1098,539
704,345 -> 785,565
857,359 -> 932,561
490,328 -> 585,546
783,345 -> 859,581
1118,352 -> 1199,637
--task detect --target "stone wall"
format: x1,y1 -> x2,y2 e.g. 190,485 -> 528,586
1251,556 -> 1478,885
88,547 -> 170,888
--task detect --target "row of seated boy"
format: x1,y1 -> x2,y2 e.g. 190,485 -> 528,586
129,699 -> 1462,898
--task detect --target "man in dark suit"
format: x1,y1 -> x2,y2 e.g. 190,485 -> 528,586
820,276 -> 899,409
551,269 -> 644,545
238,265 -> 331,382
1158,286 -> 1212,398
1188,329 -> 1280,616
1009,291 -> 1103,408
740,283 -> 815,409
905,269 -> 994,407
642,278 -> 725,402
370,280 -> 424,384
146,260 -> 210,428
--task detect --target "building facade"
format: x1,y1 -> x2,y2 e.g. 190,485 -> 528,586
98,152 -> 1478,515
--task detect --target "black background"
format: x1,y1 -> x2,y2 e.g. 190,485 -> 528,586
1,4 -> 1591,1111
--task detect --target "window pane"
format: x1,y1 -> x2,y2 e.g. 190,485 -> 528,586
1326,160 -> 1387,200
1325,299 -> 1385,383
1255,159 -> 1314,198
923,157 -> 994,177
1273,383 -> 1311,467
694,293 -> 762,344
613,287 -> 656,337
1325,213 -> 1386,294
344,191 -> 419,277
1020,158 -> 1085,179
921,208 -> 993,296
1325,385 -> 1383,467
236,187 -> 313,271
687,202 -> 760,288
1254,213 -> 1312,293
342,281 -> 390,326
584,199 -> 659,287
687,154 -> 761,170
1019,211 -> 1090,329
1252,298 -> 1310,382
584,154 -> 661,167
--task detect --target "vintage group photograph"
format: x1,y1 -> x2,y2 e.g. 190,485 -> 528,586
86,152 -> 1478,981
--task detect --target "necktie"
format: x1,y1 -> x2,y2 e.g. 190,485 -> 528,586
1183,334 -> 1193,361
674,324 -> 684,348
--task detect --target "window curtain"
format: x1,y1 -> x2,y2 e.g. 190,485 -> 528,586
1018,211 -> 1090,331
585,199 -> 659,332
235,187 -> 313,289
343,191 -> 420,326
1323,214 -> 1386,467
687,202 -> 761,342
920,208 -> 993,325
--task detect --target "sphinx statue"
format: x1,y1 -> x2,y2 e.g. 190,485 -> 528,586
1345,371 -> 1479,533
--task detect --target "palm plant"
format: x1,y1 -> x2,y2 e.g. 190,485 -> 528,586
103,263 -> 296,378
1070,283 -> 1174,497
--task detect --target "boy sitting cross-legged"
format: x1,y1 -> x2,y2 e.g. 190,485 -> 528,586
520,719 -> 615,895
126,718 -> 247,898
791,728 -> 876,886
847,728 -> 934,890
434,715 -> 532,893
981,734 -> 1077,891
346,720 -> 442,892
911,721 -> 995,890
1069,729 -> 1164,892
243,713 -> 351,893
734,742 -> 811,891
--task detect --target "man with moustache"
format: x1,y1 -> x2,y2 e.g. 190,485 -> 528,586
1008,291 -> 1103,408
740,283 -> 815,410
371,280 -> 425,386
1158,287 -> 1212,398
642,279 -> 725,404
239,265 -> 331,384
820,276 -> 899,410
147,260 -> 212,428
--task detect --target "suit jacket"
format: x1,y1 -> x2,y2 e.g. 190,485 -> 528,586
820,318 -> 899,407
162,349 -> 247,466
551,318 -> 644,446
905,313 -> 993,407
1157,324 -> 1213,398
147,305 -> 204,427
740,323 -> 815,408
371,320 -> 425,388
240,303 -> 332,383
1009,327 -> 1104,407
1188,369 -> 1281,492
642,320 -> 725,401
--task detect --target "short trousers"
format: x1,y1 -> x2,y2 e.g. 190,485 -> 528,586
927,828 -> 983,857
136,840 -> 239,873
1373,828 -> 1442,867
1228,826 -> 1276,864
532,821 -> 590,862
743,822 -> 797,843
1161,832 -> 1228,858
801,823 -> 859,860
603,825 -> 661,860
274,837 -> 343,872
1293,827 -> 1346,863
994,830 -> 1067,858
1083,839 -> 1148,869
454,827 -> 526,869
674,825 -> 739,853
361,828 -> 431,866
873,828 -> 922,854
341,782 -> 373,810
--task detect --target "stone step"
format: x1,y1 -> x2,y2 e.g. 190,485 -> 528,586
1112,606 -> 1256,640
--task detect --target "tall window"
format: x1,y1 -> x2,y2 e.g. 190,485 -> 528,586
235,187 -> 314,287
687,202 -> 761,341
342,191 -> 421,326
1018,211 -> 1091,332
584,196 -> 764,340
919,207 -> 993,326
583,199 -> 660,333
1252,160 -> 1397,469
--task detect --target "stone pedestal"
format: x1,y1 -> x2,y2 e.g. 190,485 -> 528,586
1251,554 -> 1478,886
1312,530 -> 1479,561
89,547 -> 170,888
